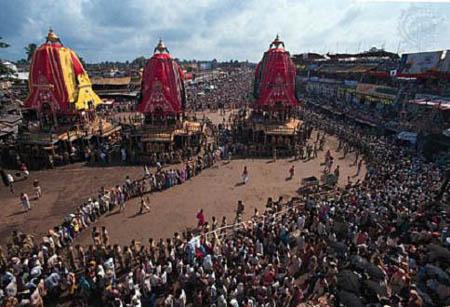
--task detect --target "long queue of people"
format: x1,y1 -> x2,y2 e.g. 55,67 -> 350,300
1,106 -> 449,306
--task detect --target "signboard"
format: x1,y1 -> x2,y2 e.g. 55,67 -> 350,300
399,51 -> 442,74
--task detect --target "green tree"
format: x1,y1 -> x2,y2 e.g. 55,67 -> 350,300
131,56 -> 146,68
16,58 -> 28,65
24,43 -> 37,62
78,56 -> 86,67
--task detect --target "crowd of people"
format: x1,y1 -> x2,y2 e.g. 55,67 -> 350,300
186,68 -> 253,112
0,104 -> 448,306
0,144 -> 229,305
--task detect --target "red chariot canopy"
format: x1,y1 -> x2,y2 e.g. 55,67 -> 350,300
25,29 -> 101,114
254,35 -> 298,108
137,40 -> 186,116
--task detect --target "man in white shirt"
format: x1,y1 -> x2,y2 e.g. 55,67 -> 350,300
20,193 -> 31,211
6,173 -> 14,193
177,288 -> 186,307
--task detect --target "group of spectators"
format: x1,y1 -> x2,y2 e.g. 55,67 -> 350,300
0,105 -> 449,306
186,68 -> 253,112
0,147 -> 224,305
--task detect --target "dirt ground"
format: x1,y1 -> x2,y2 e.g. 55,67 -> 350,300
75,147 -> 364,246
0,111 -> 365,246
0,164 -> 143,244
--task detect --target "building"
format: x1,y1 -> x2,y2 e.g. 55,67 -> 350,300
16,29 -> 121,169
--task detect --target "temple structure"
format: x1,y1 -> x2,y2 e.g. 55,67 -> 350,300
254,34 -> 298,113
137,39 -> 186,120
25,29 -> 102,125
17,29 -> 121,169
131,40 -> 203,164
234,35 -> 301,157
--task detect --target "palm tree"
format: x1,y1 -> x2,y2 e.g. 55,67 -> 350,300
25,43 -> 37,62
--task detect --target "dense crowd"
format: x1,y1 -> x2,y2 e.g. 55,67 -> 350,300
0,106 -> 449,306
0,147 -> 223,305
186,68 -> 253,112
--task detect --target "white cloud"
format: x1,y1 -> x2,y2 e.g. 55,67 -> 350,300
1,0 -> 449,62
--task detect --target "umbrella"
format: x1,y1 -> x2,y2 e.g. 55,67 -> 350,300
337,290 -> 364,307
351,255 -> 385,280
427,244 -> 450,264
337,270 -> 361,295
329,241 -> 348,255
364,280 -> 388,297
424,264 -> 450,283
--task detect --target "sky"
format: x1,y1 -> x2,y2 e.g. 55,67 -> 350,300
1,0 -> 450,63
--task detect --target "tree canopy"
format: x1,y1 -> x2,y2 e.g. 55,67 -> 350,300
25,43 -> 37,62
131,56 -> 146,68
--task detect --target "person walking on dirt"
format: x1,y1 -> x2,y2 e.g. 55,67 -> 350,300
20,192 -> 31,211
197,209 -> 205,227
117,186 -> 126,212
138,197 -> 150,215
289,165 -> 295,180
6,173 -> 14,194
33,179 -> 42,199
356,159 -> 363,176
241,166 -> 249,184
